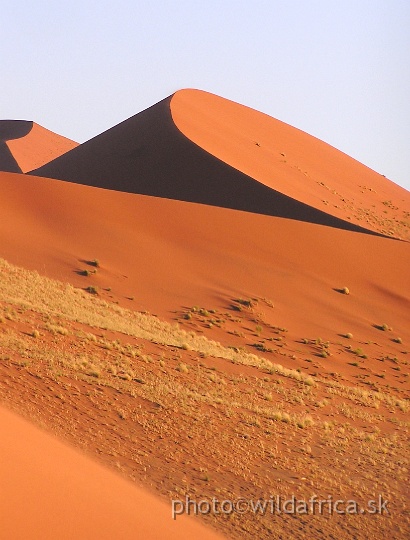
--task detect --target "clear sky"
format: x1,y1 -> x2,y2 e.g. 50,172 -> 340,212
2,0 -> 409,191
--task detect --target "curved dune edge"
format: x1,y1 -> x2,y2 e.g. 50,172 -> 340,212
0,120 -> 33,141
0,405 -> 224,540
29,90 -> 409,239
0,121 -> 78,173
169,89 -> 410,240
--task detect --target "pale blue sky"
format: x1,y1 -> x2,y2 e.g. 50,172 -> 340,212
2,0 -> 409,190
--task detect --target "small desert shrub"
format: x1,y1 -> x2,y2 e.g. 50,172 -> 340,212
90,259 -> 100,268
177,363 -> 189,373
31,329 -> 40,338
353,348 -> 367,358
236,298 -> 254,308
341,286 -> 350,295
85,286 -> 98,295
376,323 -> 391,331
345,333 -> 353,339
392,337 -> 402,344
45,323 -> 68,336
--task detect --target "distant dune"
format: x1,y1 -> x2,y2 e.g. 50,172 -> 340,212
0,406 -> 223,540
0,120 -> 78,173
30,89 -> 410,239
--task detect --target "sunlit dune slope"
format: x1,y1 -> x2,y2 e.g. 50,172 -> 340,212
0,406 -> 224,540
30,89 -> 410,239
0,171 -> 408,342
0,120 -> 78,173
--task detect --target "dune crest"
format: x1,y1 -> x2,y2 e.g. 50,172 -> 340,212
0,120 -> 78,173
30,89 -> 410,239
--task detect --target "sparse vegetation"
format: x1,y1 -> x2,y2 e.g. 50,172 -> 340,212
0,257 -> 409,540
85,286 -> 98,295
376,323 -> 391,331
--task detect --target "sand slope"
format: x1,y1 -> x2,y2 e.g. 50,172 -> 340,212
0,406 -> 223,540
0,120 -> 78,173
1,89 -> 410,540
30,89 -> 410,239
0,171 -> 408,342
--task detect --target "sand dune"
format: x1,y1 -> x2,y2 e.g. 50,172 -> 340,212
0,406 -> 223,540
1,90 -> 409,540
30,89 -> 410,239
0,171 -> 408,342
0,120 -> 78,173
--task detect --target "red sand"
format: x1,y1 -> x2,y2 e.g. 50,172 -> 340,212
171,90 -> 410,236
0,120 -> 77,173
1,90 -> 409,540
30,89 -> 410,239
0,171 -> 408,342
0,406 -> 224,540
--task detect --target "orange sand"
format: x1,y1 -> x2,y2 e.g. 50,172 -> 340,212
0,405 -> 224,540
30,89 -> 410,239
1,89 -> 409,540
0,171 -> 408,342
0,120 -> 77,173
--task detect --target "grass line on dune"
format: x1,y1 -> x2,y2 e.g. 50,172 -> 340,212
0,258 -> 313,384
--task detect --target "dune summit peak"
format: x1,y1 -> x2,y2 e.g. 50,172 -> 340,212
0,119 -> 78,174
30,88 -> 410,239
0,119 -> 34,141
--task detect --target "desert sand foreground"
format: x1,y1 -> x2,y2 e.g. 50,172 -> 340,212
0,89 -> 409,539
0,405 -> 223,540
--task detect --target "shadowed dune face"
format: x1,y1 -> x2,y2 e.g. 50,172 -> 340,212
0,142 -> 23,173
0,120 -> 33,140
30,90 -> 410,239
0,406 -> 224,540
0,121 -> 34,173
0,120 -> 78,173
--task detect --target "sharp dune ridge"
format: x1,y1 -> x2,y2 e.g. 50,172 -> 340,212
0,119 -> 78,174
0,88 -> 409,540
29,89 -> 410,239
